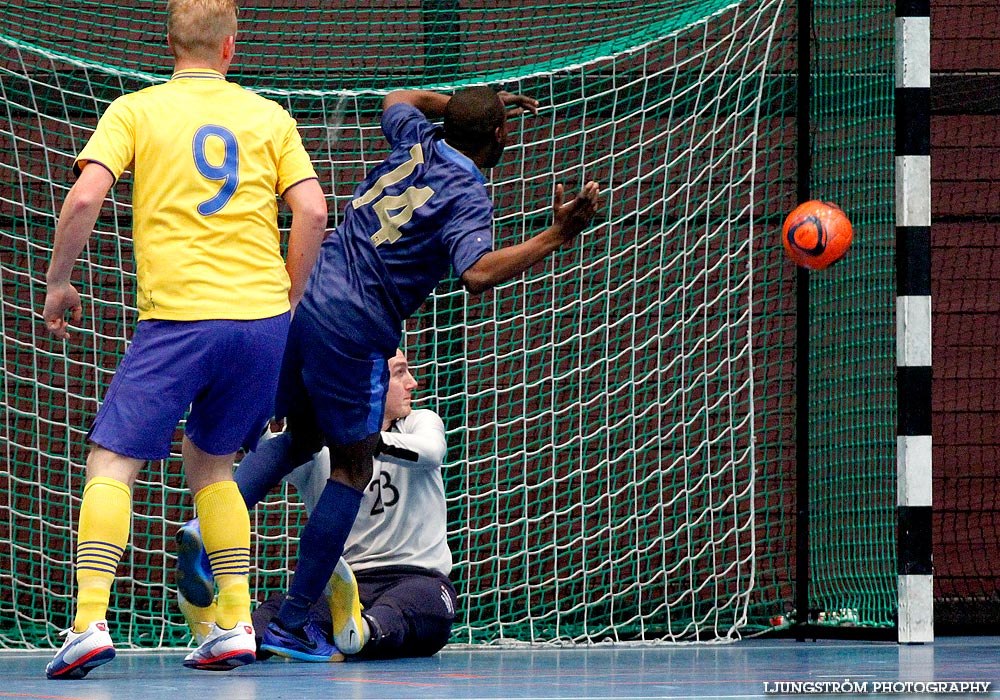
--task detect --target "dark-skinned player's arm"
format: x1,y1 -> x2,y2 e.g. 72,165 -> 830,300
461,182 -> 601,294
382,89 -> 539,119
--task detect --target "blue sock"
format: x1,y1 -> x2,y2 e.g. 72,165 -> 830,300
235,432 -> 306,509
275,479 -> 363,630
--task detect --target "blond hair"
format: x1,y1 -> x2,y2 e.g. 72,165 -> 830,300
167,0 -> 238,60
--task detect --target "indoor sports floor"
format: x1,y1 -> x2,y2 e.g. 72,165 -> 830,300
2,636 -> 998,699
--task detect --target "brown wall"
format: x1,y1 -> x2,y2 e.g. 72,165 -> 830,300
931,0 -> 1000,628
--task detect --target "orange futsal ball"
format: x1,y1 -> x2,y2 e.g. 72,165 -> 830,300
781,200 -> 853,270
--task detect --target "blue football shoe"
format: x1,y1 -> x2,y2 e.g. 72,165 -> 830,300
176,518 -> 215,608
260,617 -> 342,662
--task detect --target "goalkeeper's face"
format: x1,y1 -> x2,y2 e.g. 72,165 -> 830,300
384,350 -> 418,425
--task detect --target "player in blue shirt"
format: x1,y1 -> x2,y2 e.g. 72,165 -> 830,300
176,86 -> 600,660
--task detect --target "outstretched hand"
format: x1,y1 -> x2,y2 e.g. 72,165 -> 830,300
551,181 -> 601,242
43,282 -> 82,340
498,91 -> 539,118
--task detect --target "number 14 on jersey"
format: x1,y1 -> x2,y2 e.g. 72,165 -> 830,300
352,144 -> 435,247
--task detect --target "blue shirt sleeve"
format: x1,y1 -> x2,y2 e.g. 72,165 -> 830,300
443,190 -> 494,278
381,103 -> 430,149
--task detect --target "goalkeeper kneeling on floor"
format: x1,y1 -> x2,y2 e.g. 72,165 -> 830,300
176,348 -> 457,660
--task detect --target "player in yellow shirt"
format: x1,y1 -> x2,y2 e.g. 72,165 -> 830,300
42,0 -> 327,678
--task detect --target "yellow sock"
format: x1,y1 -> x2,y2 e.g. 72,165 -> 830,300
178,594 -> 217,644
195,481 -> 251,629
74,477 -> 131,632
215,578 -> 251,630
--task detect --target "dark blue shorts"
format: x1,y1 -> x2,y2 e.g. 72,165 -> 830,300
274,308 -> 388,446
89,313 -> 289,460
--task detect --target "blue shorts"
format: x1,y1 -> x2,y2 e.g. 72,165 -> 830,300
274,309 -> 388,446
89,313 -> 290,460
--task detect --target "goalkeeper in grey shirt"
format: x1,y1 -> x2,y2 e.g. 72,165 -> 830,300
178,349 -> 457,659
273,348 -> 455,659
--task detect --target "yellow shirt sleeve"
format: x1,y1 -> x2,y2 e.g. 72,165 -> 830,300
75,96 -> 136,180
276,112 -> 318,196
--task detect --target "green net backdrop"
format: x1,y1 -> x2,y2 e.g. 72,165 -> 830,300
1,0 -> 895,648
805,3 -> 897,627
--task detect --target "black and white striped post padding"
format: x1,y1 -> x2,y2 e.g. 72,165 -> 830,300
895,0 -> 932,645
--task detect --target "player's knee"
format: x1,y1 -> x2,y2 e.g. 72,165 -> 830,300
287,428 -> 323,465
416,620 -> 453,656
351,461 -> 374,490
330,434 -> 379,490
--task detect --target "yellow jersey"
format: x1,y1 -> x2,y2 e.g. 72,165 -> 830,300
75,68 -> 319,321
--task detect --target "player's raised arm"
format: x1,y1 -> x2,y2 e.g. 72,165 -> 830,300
378,411 -> 447,470
460,181 -> 601,294
384,88 -> 538,121
383,90 -> 451,118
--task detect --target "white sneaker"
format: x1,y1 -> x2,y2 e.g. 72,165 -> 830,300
326,557 -> 366,655
45,620 -> 116,679
182,621 -> 255,671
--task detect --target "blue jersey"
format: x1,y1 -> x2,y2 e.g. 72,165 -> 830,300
300,103 -> 494,354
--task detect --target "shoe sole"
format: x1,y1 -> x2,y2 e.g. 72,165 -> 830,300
176,526 -> 214,608
46,646 -> 116,680
329,562 -> 364,654
260,642 -> 343,663
182,650 -> 255,671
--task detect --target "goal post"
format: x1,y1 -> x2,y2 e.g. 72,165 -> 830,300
0,0 -> 897,648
